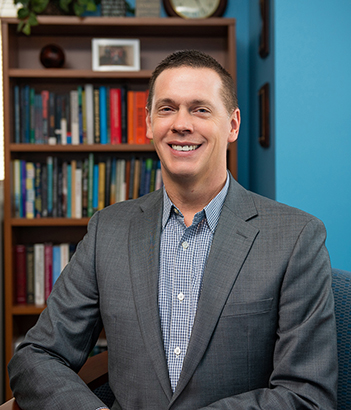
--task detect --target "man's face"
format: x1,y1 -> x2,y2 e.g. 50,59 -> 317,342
146,67 -> 240,187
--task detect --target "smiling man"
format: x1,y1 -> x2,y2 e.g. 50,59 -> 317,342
9,50 -> 337,410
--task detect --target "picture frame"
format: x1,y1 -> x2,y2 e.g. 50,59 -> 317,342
258,82 -> 270,148
92,39 -> 140,72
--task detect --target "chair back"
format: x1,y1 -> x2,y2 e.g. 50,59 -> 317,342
332,268 -> 351,410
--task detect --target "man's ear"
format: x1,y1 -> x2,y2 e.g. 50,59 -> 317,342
228,108 -> 241,143
145,108 -> 153,141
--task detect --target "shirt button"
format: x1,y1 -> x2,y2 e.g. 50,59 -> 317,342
174,346 -> 181,356
174,208 -> 179,214
182,241 -> 189,250
177,292 -> 185,302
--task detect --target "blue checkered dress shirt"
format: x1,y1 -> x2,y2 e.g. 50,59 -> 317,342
159,173 -> 230,392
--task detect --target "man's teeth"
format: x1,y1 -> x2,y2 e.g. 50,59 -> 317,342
172,145 -> 198,151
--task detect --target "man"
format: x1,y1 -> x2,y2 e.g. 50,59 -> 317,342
8,50 -> 337,409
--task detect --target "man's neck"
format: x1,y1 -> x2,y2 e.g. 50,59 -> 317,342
163,174 -> 227,227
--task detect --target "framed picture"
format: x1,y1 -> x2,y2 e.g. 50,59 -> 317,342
92,39 -> 140,71
258,82 -> 270,148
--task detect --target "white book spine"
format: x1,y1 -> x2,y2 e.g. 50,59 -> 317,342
85,84 -> 94,144
34,243 -> 45,306
70,90 -> 79,145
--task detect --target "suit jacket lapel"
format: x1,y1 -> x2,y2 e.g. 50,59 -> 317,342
171,176 -> 260,402
128,190 -> 173,400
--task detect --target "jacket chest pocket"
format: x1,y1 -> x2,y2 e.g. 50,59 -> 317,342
221,297 -> 274,318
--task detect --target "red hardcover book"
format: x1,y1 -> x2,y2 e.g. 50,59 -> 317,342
134,91 -> 147,144
127,91 -> 134,144
41,90 -> 49,144
44,242 -> 53,301
110,88 -> 122,144
15,244 -> 27,304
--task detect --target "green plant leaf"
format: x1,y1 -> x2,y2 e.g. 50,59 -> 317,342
73,2 -> 85,15
59,0 -> 72,12
28,12 -> 39,26
31,0 -> 49,13
17,20 -> 25,32
86,0 -> 96,11
22,22 -> 31,35
17,7 -> 29,19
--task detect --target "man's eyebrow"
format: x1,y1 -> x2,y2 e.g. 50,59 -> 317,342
154,98 -> 214,108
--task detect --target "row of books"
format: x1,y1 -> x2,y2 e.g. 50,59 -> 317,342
14,242 -> 76,305
12,155 -> 162,219
13,84 -> 150,145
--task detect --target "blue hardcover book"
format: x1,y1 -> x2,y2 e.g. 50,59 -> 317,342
20,160 -> 26,218
66,163 -> 72,218
99,86 -> 108,144
93,164 -> 99,211
46,156 -> 53,217
52,245 -> 61,285
14,85 -> 20,143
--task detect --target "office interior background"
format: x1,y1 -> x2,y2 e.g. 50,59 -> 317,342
0,0 -> 350,403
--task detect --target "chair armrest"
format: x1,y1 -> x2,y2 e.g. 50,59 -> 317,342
0,398 -> 21,410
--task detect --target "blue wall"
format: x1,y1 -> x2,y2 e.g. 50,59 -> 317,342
274,2 -> 351,270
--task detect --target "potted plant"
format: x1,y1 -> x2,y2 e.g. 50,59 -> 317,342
15,0 -> 100,35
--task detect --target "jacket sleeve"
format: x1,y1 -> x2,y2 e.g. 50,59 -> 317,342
8,211 -> 108,410
200,218 -> 338,410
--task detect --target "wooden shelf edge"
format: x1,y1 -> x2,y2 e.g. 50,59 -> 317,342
12,305 -> 46,315
8,69 -> 153,79
11,217 -> 90,226
9,143 -> 155,152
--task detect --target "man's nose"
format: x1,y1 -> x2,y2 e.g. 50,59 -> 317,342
171,109 -> 193,134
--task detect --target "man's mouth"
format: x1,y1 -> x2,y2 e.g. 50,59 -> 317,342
171,144 -> 200,152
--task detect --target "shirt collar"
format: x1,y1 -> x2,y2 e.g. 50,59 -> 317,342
162,172 -> 230,233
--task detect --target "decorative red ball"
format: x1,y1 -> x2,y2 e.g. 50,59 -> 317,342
40,44 -> 65,68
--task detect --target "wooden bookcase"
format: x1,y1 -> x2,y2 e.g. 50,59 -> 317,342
1,16 -> 237,399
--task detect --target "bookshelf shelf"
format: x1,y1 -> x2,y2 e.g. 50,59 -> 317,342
10,143 -> 155,152
1,16 -> 237,400
9,69 -> 154,79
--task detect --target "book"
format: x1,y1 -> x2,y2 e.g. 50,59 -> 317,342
85,84 -> 94,144
93,163 -> 99,213
52,245 -> 61,285
98,161 -> 106,210
71,159 -> 76,218
60,243 -> 69,274
75,160 -> 82,218
41,90 -> 49,144
44,242 -> 53,301
26,244 -> 35,304
34,162 -> 42,218
127,91 -> 134,144
25,162 -> 35,219
21,160 -> 27,218
14,85 -> 20,143
94,88 -> 100,143
134,91 -> 147,144
48,91 -> 56,144
46,156 -> 53,217
78,86 -> 84,144
116,159 -> 126,202
82,158 -> 89,217
88,153 -> 94,217
99,86 -> 108,144
70,89 -> 79,145
66,162 -> 72,218
34,243 -> 45,305
13,159 -> 21,218
29,87 -> 35,144
110,88 -> 122,144
14,244 -> 27,304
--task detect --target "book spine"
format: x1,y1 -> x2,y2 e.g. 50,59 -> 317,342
14,244 -> 27,304
127,91 -> 134,144
34,243 -> 45,306
25,162 -> 35,219
29,88 -> 35,144
66,163 -> 72,218
14,85 -> 20,143
85,84 -> 94,144
52,245 -> 61,285
75,160 -> 82,219
71,160 -> 76,218
41,90 -> 49,144
48,91 -> 56,144
110,88 -> 122,144
135,91 -> 147,144
93,163 -> 99,213
26,244 -> 35,304
88,153 -> 94,217
98,161 -> 106,210
44,242 -> 53,301
78,86 -> 84,144
46,156 -> 53,217
99,86 -> 108,144
70,90 -> 79,145
94,88 -> 100,143
13,159 -> 21,218
35,162 -> 42,218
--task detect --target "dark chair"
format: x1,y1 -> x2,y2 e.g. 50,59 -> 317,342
332,268 -> 351,410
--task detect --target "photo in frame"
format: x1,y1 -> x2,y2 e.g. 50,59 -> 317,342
92,39 -> 140,71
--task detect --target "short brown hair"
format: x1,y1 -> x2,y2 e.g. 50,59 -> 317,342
147,49 -> 238,114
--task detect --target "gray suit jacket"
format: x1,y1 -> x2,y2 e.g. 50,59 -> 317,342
9,175 -> 338,409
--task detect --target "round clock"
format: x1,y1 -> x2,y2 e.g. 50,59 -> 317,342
163,0 -> 227,19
